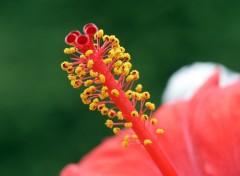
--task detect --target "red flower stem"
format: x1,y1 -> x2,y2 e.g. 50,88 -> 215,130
92,54 -> 178,176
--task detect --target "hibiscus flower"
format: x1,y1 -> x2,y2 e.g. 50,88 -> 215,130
60,67 -> 240,176
59,23 -> 240,175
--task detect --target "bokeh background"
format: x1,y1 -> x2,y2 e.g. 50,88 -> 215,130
1,0 -> 240,175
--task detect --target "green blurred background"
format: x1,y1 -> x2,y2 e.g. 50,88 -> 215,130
0,0 -> 239,175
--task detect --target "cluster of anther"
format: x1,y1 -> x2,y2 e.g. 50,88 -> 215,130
61,23 -> 164,148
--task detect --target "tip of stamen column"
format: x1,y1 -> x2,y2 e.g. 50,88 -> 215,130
76,35 -> 89,45
84,23 -> 98,35
71,30 -> 81,36
65,33 -> 77,45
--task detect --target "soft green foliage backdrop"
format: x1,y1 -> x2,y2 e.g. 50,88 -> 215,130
0,0 -> 239,175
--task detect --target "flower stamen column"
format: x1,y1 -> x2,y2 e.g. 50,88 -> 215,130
60,23 -> 178,176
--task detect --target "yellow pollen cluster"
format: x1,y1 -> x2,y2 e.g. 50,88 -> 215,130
156,128 -> 164,134
85,49 -> 93,56
141,114 -> 149,121
94,29 -> 104,39
121,135 -> 130,149
117,111 -> 123,120
145,102 -> 155,111
144,139 -> 152,145
113,127 -> 120,134
131,111 -> 139,117
150,118 -> 158,125
124,122 -> 132,128
108,110 -> 116,118
111,89 -> 119,97
64,47 -> 77,54
87,60 -> 94,68
105,119 -> 114,128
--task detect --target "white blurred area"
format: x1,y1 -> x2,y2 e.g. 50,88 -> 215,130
162,62 -> 240,103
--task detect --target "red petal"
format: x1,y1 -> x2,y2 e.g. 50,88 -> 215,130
188,72 -> 240,175
60,71 -> 240,176
60,131 -> 161,176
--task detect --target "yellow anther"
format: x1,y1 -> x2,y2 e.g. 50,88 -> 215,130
111,36 -> 119,44
123,67 -> 130,76
82,98 -> 91,104
66,67 -> 74,74
79,70 -> 87,79
122,62 -> 132,69
122,141 -> 128,149
132,134 -> 138,140
121,135 -> 130,148
145,102 -> 155,111
102,35 -> 109,41
108,49 -> 115,58
89,70 -> 98,77
80,93 -> 87,99
70,80 -> 82,88
113,67 -> 122,75
142,92 -> 150,99
103,58 -> 112,64
109,35 -> 116,42
135,84 -> 142,92
120,47 -> 125,53
63,48 -> 70,54
68,74 -> 77,80
144,139 -> 152,145
113,127 -> 120,135
75,67 -> 83,74
123,53 -> 131,61
105,119 -> 113,128
89,103 -> 97,111
141,114 -> 149,121
88,86 -> 96,92
85,50 -> 93,57
96,29 -> 104,38
113,48 -> 122,57
93,98 -> 99,104
117,111 -> 123,120
125,90 -> 133,99
101,86 -> 108,93
131,111 -> 139,117
134,92 -> 142,101
87,59 -> 94,68
130,70 -> 139,80
112,43 -> 120,50
124,122 -> 132,128
61,61 -> 70,71
124,135 -> 130,141
131,91 -> 136,97
80,54 -> 86,59
108,110 -> 116,118
111,89 -> 119,97
83,88 -> 92,96
150,118 -> 158,125
101,107 -> 108,115
114,60 -> 123,68
99,93 -> 108,100
64,47 -> 77,54
99,74 -> 105,83
84,80 -> 93,87
114,38 -> 119,44
156,128 -> 164,134
126,75 -> 134,82
97,104 -> 105,111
